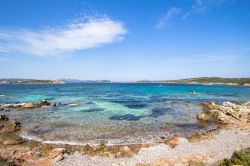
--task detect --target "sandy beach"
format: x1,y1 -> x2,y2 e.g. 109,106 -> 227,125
55,126 -> 250,166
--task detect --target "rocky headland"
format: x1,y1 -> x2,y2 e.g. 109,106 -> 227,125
0,100 -> 249,165
0,80 -> 64,84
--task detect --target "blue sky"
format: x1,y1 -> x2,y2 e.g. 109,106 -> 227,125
0,0 -> 250,81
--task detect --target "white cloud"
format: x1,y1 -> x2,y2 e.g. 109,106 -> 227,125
156,7 -> 181,29
0,18 -> 127,56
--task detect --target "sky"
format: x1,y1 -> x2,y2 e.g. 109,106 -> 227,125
0,0 -> 250,81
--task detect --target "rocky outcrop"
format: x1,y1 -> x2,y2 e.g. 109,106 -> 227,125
0,116 -> 24,146
0,121 -> 21,132
0,100 -> 51,110
197,101 -> 250,124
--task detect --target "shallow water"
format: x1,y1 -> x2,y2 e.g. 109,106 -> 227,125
1,83 -> 250,145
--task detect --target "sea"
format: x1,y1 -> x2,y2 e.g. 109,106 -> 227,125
1,83 -> 250,145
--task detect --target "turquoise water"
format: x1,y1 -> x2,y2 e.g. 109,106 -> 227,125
1,83 -> 250,145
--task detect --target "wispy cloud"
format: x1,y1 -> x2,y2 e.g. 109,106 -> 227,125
156,7 -> 181,29
0,17 -> 127,56
155,0 -> 226,29
182,0 -> 229,20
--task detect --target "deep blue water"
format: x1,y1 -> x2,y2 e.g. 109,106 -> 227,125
0,83 -> 250,145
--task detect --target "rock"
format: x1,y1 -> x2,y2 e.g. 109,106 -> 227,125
197,112 -> 210,121
31,158 -> 52,166
244,101 -> 250,106
81,144 -> 94,154
164,135 -> 179,148
118,146 -> 132,156
218,106 -> 239,120
52,154 -> 64,162
99,140 -> 107,146
222,102 -> 237,109
217,111 -> 231,123
47,148 -> 65,159
0,132 -> 24,145
1,121 -> 21,132
201,102 -> 216,111
15,151 -> 33,161
197,101 -> 250,124
40,100 -> 50,106
0,114 -> 8,121
21,100 -> 50,109
1,100 -> 51,110
22,103 -> 37,109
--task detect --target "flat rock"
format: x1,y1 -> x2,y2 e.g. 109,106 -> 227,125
48,148 -> 65,159
0,131 -> 24,145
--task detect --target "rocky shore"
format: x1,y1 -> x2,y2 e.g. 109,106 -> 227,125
0,100 -> 52,110
197,101 -> 250,124
0,100 -> 250,166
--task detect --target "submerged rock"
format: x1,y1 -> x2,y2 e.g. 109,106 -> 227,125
197,101 -> 250,124
0,114 -> 8,121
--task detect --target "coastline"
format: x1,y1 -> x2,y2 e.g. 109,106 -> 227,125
160,82 -> 250,86
0,100 -> 250,165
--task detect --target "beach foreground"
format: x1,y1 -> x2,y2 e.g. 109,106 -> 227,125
1,100 -> 250,166
54,126 -> 250,166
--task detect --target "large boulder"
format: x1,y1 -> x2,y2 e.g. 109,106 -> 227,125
197,101 -> 250,124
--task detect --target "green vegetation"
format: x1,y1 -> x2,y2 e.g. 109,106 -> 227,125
219,148 -> 250,166
167,77 -> 250,85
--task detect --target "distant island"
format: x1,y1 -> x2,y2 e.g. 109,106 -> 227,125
137,77 -> 250,86
0,79 -> 64,84
163,77 -> 250,86
59,79 -> 112,83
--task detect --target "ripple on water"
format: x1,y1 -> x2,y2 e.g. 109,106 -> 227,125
80,108 -> 104,113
